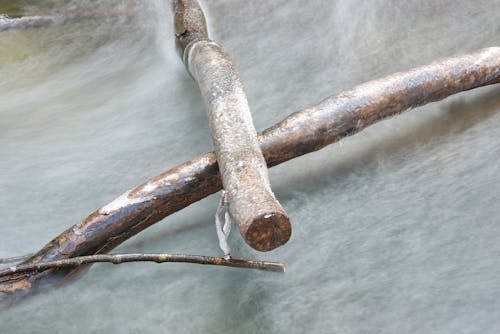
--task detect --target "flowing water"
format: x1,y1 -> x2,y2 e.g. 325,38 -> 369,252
1,0 -> 500,332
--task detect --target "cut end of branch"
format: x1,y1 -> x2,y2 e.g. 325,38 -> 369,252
244,211 -> 292,252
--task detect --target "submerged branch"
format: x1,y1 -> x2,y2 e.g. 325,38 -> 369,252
1,47 -> 499,304
0,253 -> 285,278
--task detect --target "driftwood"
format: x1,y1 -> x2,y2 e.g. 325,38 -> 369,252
0,253 -> 285,277
1,47 -> 499,306
174,0 -> 291,252
0,6 -> 140,32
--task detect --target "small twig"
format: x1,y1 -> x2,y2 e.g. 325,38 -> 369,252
0,5 -> 141,32
0,253 -> 285,278
0,253 -> 34,265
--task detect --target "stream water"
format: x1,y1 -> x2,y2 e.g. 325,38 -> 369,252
1,1 -> 500,333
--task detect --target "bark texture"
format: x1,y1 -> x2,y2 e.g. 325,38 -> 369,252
174,0 -> 291,251
1,47 -> 499,305
173,0 -> 208,58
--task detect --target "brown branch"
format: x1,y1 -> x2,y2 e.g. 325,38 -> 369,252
0,253 -> 285,278
1,47 -> 499,305
0,6 -> 141,32
174,0 -> 291,252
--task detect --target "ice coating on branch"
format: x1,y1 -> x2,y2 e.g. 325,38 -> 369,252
215,191 -> 231,259
99,190 -> 155,215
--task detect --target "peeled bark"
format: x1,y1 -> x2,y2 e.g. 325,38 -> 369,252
174,0 -> 291,251
1,47 -> 499,305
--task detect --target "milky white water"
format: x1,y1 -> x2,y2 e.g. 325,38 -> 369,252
1,1 -> 499,332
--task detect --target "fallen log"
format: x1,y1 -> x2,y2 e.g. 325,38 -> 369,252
174,0 -> 291,252
1,47 -> 499,305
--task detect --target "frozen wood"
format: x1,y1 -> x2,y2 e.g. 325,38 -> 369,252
0,253 -> 285,278
174,0 -> 291,252
1,47 -> 499,305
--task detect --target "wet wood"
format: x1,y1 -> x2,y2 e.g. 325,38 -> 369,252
0,5 -> 140,32
174,0 -> 291,251
1,47 -> 499,305
0,253 -> 285,277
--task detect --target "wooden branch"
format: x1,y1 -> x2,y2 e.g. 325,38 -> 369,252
0,254 -> 33,265
174,0 -> 291,252
0,6 -> 140,32
1,47 -> 499,305
0,253 -> 285,277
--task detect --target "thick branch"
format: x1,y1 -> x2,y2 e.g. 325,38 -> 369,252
174,0 -> 291,251
0,253 -> 285,277
1,47 -> 499,304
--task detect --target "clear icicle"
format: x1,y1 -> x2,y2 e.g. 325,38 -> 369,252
215,191 -> 231,259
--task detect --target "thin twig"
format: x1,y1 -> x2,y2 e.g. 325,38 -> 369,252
0,253 -> 285,278
174,0 -> 291,252
0,6 -> 141,32
0,254 -> 33,265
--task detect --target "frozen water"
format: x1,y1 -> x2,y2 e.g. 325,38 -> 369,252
1,0 -> 499,333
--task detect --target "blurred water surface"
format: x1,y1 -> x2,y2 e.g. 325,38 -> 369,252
1,1 -> 500,333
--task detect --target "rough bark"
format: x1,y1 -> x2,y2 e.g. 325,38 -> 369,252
0,253 -> 285,277
1,47 -> 499,305
174,0 -> 291,251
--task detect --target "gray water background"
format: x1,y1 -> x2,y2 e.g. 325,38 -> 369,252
1,0 -> 500,332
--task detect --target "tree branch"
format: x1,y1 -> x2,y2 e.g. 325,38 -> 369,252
0,5 -> 141,32
174,0 -> 291,252
1,47 -> 499,304
0,254 -> 33,265
0,253 -> 285,278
